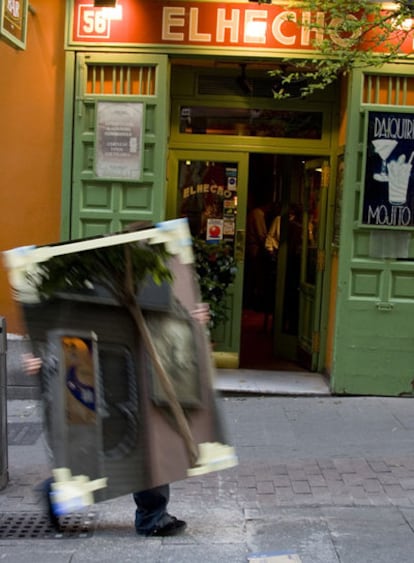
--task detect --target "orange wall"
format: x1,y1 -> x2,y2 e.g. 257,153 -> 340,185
0,2 -> 66,334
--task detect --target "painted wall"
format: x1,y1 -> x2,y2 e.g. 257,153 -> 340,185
0,2 -> 66,334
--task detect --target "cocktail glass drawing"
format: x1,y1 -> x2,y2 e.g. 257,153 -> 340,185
372,139 -> 398,182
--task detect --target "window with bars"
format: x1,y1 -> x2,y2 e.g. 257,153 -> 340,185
363,74 -> 414,106
86,64 -> 156,96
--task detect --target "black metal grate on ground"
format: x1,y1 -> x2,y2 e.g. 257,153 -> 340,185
7,422 -> 43,446
0,511 -> 96,539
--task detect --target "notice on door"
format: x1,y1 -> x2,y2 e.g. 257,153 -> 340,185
95,101 -> 143,180
362,111 -> 414,228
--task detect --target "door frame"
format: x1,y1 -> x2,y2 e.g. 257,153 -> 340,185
168,149 -> 333,372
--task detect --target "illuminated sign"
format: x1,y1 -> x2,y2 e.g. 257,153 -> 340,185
69,0 -> 414,53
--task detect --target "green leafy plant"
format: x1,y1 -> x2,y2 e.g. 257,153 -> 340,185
31,242 -> 173,304
269,0 -> 414,99
192,238 -> 237,331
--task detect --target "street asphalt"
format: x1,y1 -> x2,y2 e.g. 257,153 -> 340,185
2,393 -> 414,562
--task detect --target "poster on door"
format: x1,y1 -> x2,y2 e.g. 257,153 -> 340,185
362,111 -> 414,228
95,101 -> 143,180
178,161 -> 238,243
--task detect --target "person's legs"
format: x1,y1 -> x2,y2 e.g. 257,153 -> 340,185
133,484 -> 186,537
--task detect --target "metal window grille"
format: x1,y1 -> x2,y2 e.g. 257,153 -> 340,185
86,64 -> 156,96
362,74 -> 414,106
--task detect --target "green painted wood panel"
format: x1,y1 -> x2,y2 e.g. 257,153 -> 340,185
332,66 -> 414,396
70,53 -> 168,238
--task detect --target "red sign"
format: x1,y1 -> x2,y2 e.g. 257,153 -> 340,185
70,0 -> 414,54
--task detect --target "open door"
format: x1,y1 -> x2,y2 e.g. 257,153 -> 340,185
297,159 -> 329,370
273,157 -> 329,371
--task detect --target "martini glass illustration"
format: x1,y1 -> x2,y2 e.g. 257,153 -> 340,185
372,139 -> 398,182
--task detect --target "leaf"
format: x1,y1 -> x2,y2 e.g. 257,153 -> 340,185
269,0 -> 413,99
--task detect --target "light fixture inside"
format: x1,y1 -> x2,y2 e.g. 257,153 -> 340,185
236,64 -> 253,95
94,0 -> 117,7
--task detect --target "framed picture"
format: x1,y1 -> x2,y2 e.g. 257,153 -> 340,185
0,0 -> 29,50
95,101 -> 144,181
361,109 -> 414,229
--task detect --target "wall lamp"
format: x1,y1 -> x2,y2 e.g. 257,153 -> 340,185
94,0 -> 117,6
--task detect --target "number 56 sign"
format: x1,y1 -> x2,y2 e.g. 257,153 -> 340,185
75,2 -> 123,41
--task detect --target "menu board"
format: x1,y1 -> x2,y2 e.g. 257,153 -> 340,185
362,111 -> 414,228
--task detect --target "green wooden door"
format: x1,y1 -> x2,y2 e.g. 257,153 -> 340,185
70,53 -> 169,238
167,149 -> 249,363
332,66 -> 414,396
273,157 -> 329,370
297,159 -> 330,370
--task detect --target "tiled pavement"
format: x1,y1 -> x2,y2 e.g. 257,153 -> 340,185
4,398 -> 414,511
173,455 -> 414,513
3,396 -> 414,562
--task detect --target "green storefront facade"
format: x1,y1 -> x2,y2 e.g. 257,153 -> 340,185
61,0 -> 414,396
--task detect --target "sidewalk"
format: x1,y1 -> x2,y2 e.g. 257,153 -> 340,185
2,394 -> 414,562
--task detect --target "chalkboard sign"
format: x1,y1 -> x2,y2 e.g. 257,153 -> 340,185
362,110 -> 414,228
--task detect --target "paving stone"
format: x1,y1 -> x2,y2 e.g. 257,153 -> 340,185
362,479 -> 383,493
257,481 -> 275,494
291,481 -> 311,494
321,469 -> 342,481
368,460 -> 390,472
349,486 -> 370,500
342,473 -> 363,486
287,469 -> 307,480
383,484 -> 406,498
307,475 -> 326,487
273,476 -> 291,487
239,475 -> 257,488
377,473 -> 399,485
400,478 -> 414,490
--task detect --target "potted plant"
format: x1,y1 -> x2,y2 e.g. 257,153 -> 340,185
192,238 -> 237,332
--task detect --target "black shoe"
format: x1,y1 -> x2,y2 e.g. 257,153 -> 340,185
146,516 -> 187,537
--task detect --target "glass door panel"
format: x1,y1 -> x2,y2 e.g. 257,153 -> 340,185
177,159 -> 238,246
168,150 -> 248,362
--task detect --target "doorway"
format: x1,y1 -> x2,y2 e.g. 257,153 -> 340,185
240,153 -> 328,372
